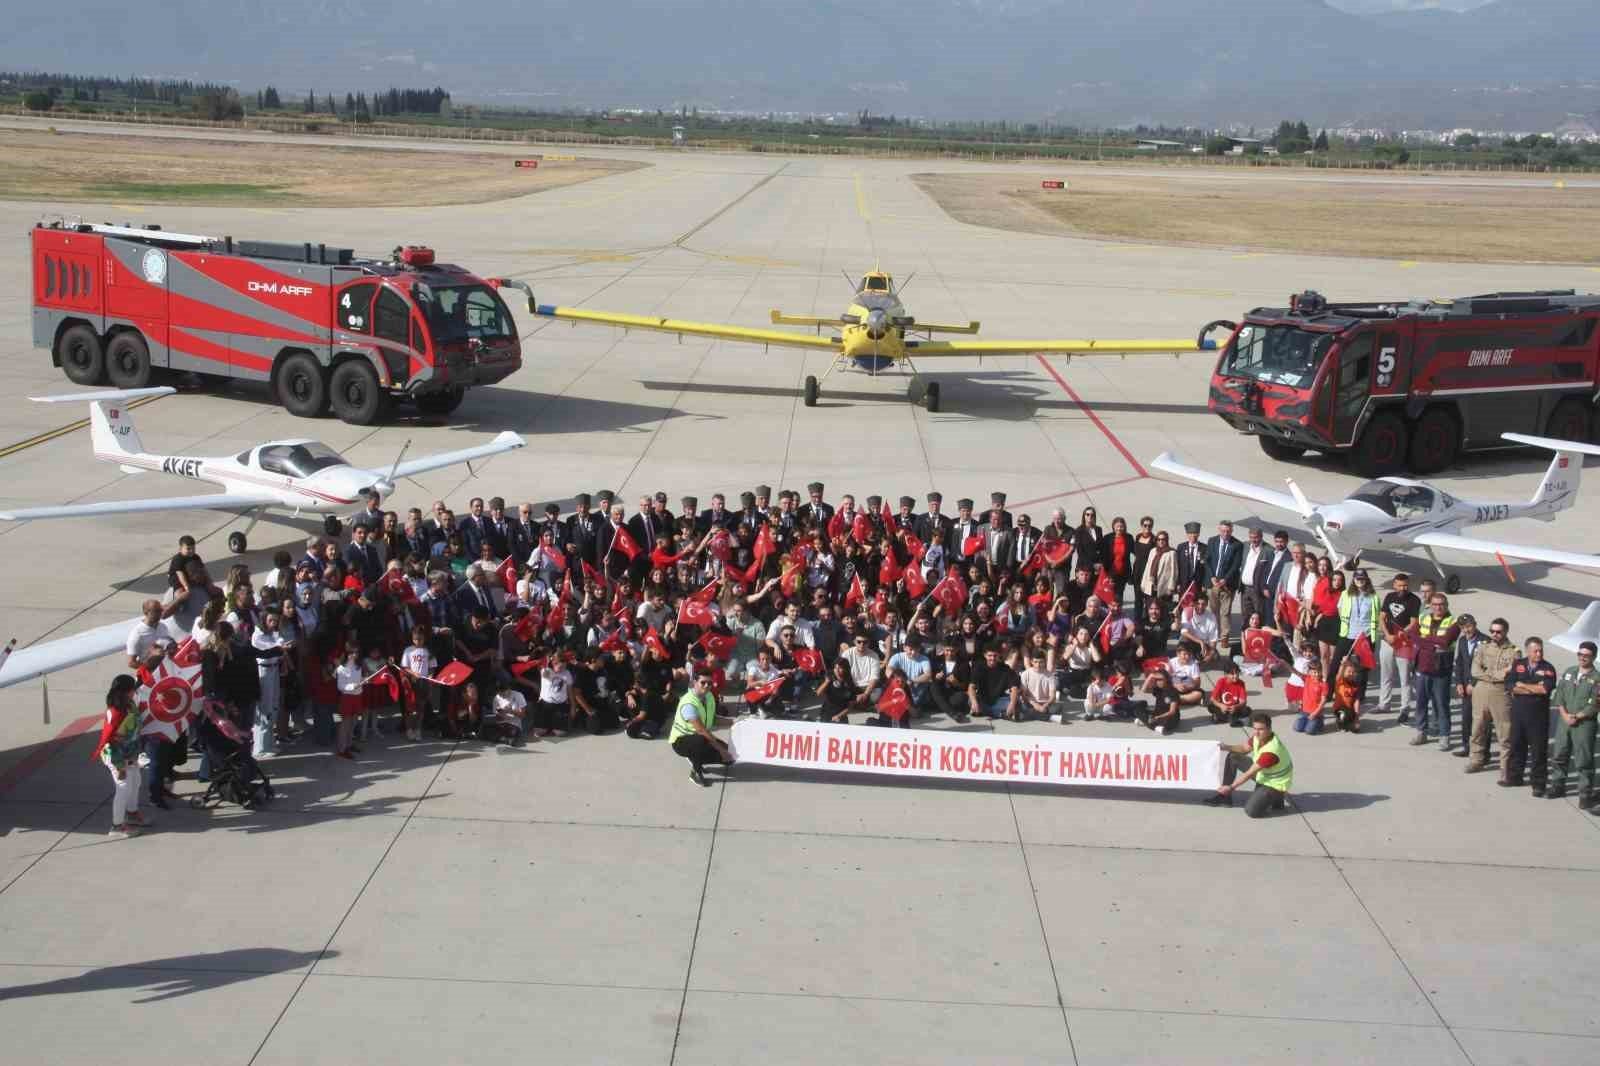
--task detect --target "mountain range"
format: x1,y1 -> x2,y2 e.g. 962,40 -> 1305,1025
5,0 -> 1598,128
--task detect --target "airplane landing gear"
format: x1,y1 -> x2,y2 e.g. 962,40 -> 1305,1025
324,515 -> 343,537
1445,574 -> 1463,595
803,375 -> 819,407
227,531 -> 248,555
1421,544 -> 1463,594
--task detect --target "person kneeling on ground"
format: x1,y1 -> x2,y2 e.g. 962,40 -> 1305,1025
1206,660 -> 1250,726
1332,659 -> 1363,733
1206,712 -> 1294,817
672,668 -> 734,787
1138,668 -> 1181,735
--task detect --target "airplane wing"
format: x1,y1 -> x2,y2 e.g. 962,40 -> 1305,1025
1413,531 -> 1600,572
534,305 -> 838,351
0,492 -> 279,522
0,617 -> 140,689
389,431 -> 526,480
1150,452 -> 1309,515
907,338 -> 1208,357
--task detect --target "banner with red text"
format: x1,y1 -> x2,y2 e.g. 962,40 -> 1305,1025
730,720 -> 1226,791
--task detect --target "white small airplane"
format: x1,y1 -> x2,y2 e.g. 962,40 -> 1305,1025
1152,432 -> 1600,593
0,387 -> 524,554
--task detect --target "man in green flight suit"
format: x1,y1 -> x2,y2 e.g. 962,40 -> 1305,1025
671,668 -> 735,787
1549,640 -> 1600,808
1205,712 -> 1293,818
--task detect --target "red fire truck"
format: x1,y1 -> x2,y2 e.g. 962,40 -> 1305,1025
31,221 -> 532,424
1206,289 -> 1600,475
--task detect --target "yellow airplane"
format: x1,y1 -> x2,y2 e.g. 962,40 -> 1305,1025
532,269 -> 1216,410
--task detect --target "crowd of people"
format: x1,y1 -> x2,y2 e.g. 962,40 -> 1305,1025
94,481 -> 1600,834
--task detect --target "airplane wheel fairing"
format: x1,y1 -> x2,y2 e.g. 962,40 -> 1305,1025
925,381 -> 941,412
324,515 -> 342,537
1445,574 -> 1462,595
1351,412 -> 1408,477
1545,398 -> 1591,443
416,388 -> 466,417
227,532 -> 247,555
277,353 -> 328,418
330,361 -> 387,425
58,324 -> 105,386
1407,408 -> 1459,474
1257,436 -> 1304,461
804,375 -> 819,407
105,333 -> 153,389
851,355 -> 893,372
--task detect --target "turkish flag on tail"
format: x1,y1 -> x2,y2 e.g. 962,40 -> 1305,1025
611,525 -> 641,561
843,573 -> 865,610
877,679 -> 910,722
793,647 -> 823,674
1350,632 -> 1377,670
678,597 -> 715,628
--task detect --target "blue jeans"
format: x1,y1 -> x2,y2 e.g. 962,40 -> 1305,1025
985,696 -> 1012,719
1415,674 -> 1452,741
1294,712 -> 1323,734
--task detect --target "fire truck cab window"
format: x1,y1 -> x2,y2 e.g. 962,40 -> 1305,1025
257,442 -> 349,479
337,283 -> 377,333
374,287 -> 411,346
414,284 -> 514,345
1221,324 -> 1334,389
1350,481 -> 1434,519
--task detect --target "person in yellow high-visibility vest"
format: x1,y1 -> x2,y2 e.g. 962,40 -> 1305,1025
671,668 -> 734,787
1205,712 -> 1293,817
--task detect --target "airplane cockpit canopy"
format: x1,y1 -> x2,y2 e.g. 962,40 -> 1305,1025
861,273 -> 892,293
1350,481 -> 1435,519
256,441 -> 350,479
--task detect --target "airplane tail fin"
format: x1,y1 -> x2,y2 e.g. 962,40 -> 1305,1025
30,387 -> 172,463
1502,432 -> 1600,517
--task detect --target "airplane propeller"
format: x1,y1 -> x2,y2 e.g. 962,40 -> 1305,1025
1285,476 -> 1344,565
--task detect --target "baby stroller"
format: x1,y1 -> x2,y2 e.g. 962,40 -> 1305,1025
190,705 -> 275,809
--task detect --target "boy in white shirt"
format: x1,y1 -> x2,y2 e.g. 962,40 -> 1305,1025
399,624 -> 437,742
535,660 -> 574,736
1084,666 -> 1116,722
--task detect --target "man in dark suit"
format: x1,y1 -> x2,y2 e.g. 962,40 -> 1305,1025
563,494 -> 603,566
1175,521 -> 1208,599
483,497 -> 514,559
980,511 -> 1015,579
773,491 -> 800,550
1011,514 -> 1042,569
1256,529 -> 1293,615
537,503 -> 564,547
734,491 -> 761,532
979,491 -> 1013,531
915,491 -> 954,547
509,502 -> 538,563
1205,519 -> 1245,645
893,496 -> 917,533
452,563 -> 500,621
1236,526 -> 1271,625
459,496 -> 490,559
679,496 -> 699,534
699,492 -> 736,534
951,498 -> 982,567
401,511 -> 434,562
343,524 -> 382,586
798,482 -> 833,529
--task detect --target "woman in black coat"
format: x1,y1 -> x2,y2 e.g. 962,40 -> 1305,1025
1071,506 -> 1104,575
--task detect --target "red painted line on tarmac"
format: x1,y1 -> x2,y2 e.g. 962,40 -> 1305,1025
0,714 -> 101,798
1012,475 -> 1146,510
1034,354 -> 1148,478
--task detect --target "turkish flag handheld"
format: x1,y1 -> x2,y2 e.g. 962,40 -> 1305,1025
1276,592 -> 1300,630
1392,627 -> 1417,661
514,611 -> 540,643
932,572 -> 967,616
827,509 -> 845,541
903,533 -> 925,562
697,630 -> 736,659
879,549 -> 903,586
752,523 -> 777,562
598,630 -> 628,653
611,525 -> 642,561
650,546 -> 687,570
903,565 -> 927,598
678,597 -> 715,628
434,661 -> 475,688
793,647 -> 823,674
545,598 -> 567,634
644,627 -> 671,660
877,679 -> 910,722
689,578 -> 720,605
582,560 -> 605,588
545,546 -> 567,572
1178,582 -> 1198,618
1041,539 -> 1072,567
1242,628 -> 1273,663
842,573 -> 865,610
962,533 -> 985,558
1020,542 -> 1044,576
497,556 -> 518,595
744,674 -> 785,704
382,568 -> 420,605
1350,632 -> 1376,669
851,513 -> 873,545
1094,568 -> 1117,608
709,528 -> 732,562
880,498 -> 893,526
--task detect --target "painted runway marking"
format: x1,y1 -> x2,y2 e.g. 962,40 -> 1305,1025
1033,354 -> 1148,478
0,393 -> 167,460
0,714 -> 101,798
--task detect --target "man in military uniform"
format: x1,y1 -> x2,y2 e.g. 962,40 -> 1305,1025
679,496 -> 699,533
952,498 -> 981,565
1549,640 -> 1600,807
894,496 -> 917,532
1466,618 -> 1518,775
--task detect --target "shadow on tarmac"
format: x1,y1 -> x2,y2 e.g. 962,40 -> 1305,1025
0,947 -> 335,1003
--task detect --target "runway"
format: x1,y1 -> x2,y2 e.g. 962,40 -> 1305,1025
0,127 -> 1597,1065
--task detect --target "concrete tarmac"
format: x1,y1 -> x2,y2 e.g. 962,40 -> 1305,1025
0,127 -> 1597,1065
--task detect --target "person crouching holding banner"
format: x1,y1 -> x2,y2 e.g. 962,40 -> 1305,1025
672,668 -> 734,787
1206,712 -> 1293,817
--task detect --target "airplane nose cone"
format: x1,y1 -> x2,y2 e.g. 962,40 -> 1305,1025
865,309 -> 889,339
370,480 -> 396,499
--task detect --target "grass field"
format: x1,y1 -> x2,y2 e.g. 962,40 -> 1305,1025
913,170 -> 1600,265
0,128 -> 643,207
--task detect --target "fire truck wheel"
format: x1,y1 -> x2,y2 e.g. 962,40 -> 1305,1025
415,388 -> 466,417
1407,408 -> 1459,474
329,361 -> 389,425
1351,412 -> 1408,477
1257,436 -> 1305,461
57,325 -> 106,386
1544,398 -> 1591,444
104,333 -> 152,389
276,353 -> 328,418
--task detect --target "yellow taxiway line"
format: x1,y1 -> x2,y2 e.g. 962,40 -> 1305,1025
0,392 -> 166,461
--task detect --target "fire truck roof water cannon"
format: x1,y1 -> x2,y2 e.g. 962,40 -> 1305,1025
30,219 -> 536,424
1207,288 -> 1600,476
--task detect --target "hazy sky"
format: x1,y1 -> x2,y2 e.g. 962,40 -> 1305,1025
1327,0 -> 1491,11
